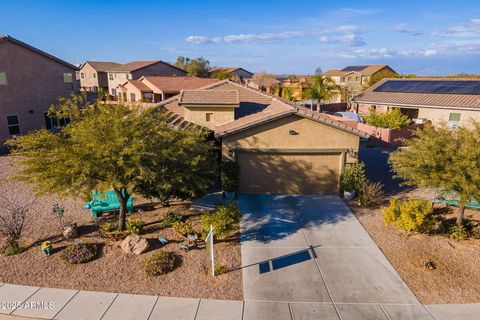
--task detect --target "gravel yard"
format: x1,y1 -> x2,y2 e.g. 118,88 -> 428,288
351,188 -> 480,304
0,156 -> 242,300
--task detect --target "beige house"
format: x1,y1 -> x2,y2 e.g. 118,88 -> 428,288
323,65 -> 397,102
209,67 -> 253,82
156,80 -> 368,195
78,61 -> 121,92
0,35 -> 78,147
353,78 -> 480,128
117,76 -> 218,103
106,60 -> 187,97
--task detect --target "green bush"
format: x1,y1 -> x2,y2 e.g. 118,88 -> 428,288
449,225 -> 468,241
340,162 -> 366,192
61,243 -> 98,264
172,221 -> 194,236
126,219 -> 146,235
161,212 -> 186,228
471,226 -> 480,239
201,202 -> 241,240
221,161 -> 240,192
142,251 -> 178,276
357,181 -> 384,207
383,198 -> 435,232
3,245 -> 23,256
100,222 -> 115,233
214,264 -> 228,276
363,109 -> 411,129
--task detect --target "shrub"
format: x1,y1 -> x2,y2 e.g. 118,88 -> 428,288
221,161 -> 240,192
214,264 -> 228,276
0,193 -> 34,249
172,221 -> 194,236
161,212 -> 186,228
200,202 -> 241,240
103,230 -> 130,242
357,181 -> 384,207
383,198 -> 435,232
61,243 -> 98,264
363,109 -> 411,129
3,245 -> 23,256
126,219 -> 146,235
142,251 -> 178,276
449,225 -> 467,241
100,222 -> 115,233
471,226 -> 480,239
340,162 -> 366,192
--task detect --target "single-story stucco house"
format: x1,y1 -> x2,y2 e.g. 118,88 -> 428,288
155,80 -> 368,195
353,78 -> 480,128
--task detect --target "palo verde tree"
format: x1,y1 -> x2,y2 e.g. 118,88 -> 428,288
303,75 -> 340,112
7,96 -> 217,230
389,122 -> 480,226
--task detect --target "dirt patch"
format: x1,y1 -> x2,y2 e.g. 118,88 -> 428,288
0,156 -> 242,300
350,189 -> 480,304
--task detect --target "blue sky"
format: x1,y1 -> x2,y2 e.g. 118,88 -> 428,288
2,0 -> 480,75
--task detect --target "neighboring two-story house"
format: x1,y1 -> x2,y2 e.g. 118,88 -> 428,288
209,67 -> 253,82
323,65 -> 397,103
0,35 -> 78,146
106,60 -> 187,98
78,61 -> 121,92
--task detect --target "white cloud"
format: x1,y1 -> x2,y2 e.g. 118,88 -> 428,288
350,47 -> 438,58
437,19 -> 480,37
185,35 -> 209,44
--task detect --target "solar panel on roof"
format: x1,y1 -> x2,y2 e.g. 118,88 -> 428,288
341,65 -> 369,72
373,80 -> 480,95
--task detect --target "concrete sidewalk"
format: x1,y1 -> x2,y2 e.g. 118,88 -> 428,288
1,283 -> 480,319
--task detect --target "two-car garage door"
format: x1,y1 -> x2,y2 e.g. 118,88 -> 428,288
237,151 -> 343,195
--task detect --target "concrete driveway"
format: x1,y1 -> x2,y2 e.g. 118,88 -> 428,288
239,194 -> 427,319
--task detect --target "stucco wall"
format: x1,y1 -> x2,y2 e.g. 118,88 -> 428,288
0,40 -> 77,145
222,115 -> 360,162
78,63 -> 108,90
184,106 -> 235,130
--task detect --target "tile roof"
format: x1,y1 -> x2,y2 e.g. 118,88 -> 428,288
323,65 -> 393,77
353,78 -> 480,109
84,61 -> 121,72
154,80 -> 368,137
0,34 -> 78,70
125,80 -> 153,92
141,76 -> 218,93
178,89 -> 240,105
106,60 -> 186,73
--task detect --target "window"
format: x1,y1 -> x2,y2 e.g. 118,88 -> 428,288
109,73 -> 113,80
130,93 -> 136,101
448,112 -> 461,128
355,77 -> 359,82
0,72 -> 8,85
44,112 -> 70,130
63,73 -> 73,90
6,115 -> 20,135
93,73 -> 96,78
123,93 -> 127,101
126,73 -> 132,80
80,72 -> 85,79
112,88 -> 117,96
206,113 -> 213,122
340,77 -> 345,83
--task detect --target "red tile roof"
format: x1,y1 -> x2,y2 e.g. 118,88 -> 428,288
178,89 -> 240,105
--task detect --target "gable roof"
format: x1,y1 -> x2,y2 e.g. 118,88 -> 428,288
106,60 -> 186,74
0,34 -> 78,70
353,78 -> 480,110
122,80 -> 153,92
179,89 -> 240,105
210,67 -> 253,76
82,61 -> 121,72
141,76 -> 218,93
323,65 -> 394,77
155,80 -> 368,137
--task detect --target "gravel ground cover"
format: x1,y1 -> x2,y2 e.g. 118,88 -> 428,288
0,156 -> 242,300
351,188 -> 480,304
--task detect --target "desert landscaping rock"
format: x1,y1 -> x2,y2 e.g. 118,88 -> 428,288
121,235 -> 150,255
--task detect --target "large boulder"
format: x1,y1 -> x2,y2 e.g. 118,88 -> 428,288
121,235 -> 149,255
62,223 -> 78,239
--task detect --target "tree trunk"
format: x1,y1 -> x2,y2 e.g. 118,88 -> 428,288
115,188 -> 129,231
456,204 -> 466,226
317,103 -> 321,113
